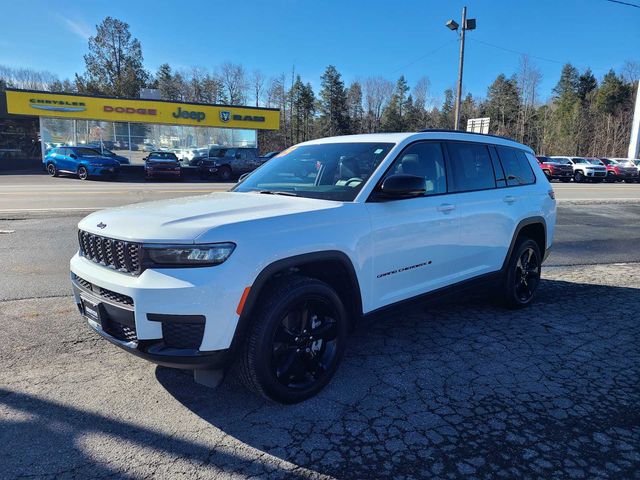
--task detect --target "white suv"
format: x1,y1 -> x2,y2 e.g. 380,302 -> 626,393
70,131 -> 556,403
551,156 -> 607,183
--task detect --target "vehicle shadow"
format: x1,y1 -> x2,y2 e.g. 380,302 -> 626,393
1,278 -> 637,478
155,277 -> 640,478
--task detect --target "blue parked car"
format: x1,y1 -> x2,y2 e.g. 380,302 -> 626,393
44,146 -> 121,180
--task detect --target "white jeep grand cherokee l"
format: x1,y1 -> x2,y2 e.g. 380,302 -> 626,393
70,131 -> 556,403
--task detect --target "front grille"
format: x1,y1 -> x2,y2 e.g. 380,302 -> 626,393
162,323 -> 205,349
79,230 -> 142,274
73,274 -> 134,307
104,319 -> 137,342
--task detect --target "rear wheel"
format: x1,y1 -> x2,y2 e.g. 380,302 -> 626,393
238,275 -> 348,403
498,237 -> 542,309
46,162 -> 58,177
77,166 -> 89,181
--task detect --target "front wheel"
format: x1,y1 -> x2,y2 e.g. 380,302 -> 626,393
77,166 -> 89,181
238,275 -> 349,403
574,171 -> 584,183
217,166 -> 232,182
497,237 -> 542,309
46,163 -> 58,177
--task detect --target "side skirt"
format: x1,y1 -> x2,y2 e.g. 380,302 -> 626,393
363,271 -> 503,321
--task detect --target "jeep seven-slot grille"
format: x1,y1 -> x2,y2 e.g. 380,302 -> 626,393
78,230 -> 142,274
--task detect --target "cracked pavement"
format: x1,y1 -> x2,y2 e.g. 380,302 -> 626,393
1,262 -> 638,479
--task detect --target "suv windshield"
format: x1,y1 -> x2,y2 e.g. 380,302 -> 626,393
148,152 -> 178,161
587,159 -> 603,165
552,158 -> 572,164
233,142 -> 395,201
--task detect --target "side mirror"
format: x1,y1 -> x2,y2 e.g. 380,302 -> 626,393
378,174 -> 426,199
69,153 -> 77,159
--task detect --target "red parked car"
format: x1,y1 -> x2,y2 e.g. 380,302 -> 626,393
144,151 -> 182,181
597,158 -> 639,183
536,156 -> 573,182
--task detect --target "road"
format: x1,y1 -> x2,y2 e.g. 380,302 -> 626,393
1,175 -> 639,478
0,174 -> 639,213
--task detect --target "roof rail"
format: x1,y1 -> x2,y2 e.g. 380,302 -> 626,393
418,128 -> 519,143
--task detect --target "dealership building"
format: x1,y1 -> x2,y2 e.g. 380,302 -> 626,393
0,88 -> 280,170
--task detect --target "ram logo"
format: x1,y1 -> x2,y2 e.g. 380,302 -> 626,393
219,111 -> 231,123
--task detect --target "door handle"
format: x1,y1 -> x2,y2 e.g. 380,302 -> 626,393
437,203 -> 456,213
503,195 -> 517,204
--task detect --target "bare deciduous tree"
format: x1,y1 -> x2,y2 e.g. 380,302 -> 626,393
363,77 -> 393,132
250,70 -> 265,107
219,62 -> 247,105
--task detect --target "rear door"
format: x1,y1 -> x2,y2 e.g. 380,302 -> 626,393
443,141 -> 509,278
367,141 -> 462,309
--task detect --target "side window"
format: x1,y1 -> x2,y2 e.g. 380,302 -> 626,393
60,148 -> 70,156
385,142 -> 447,195
446,142 -> 496,192
496,147 -> 535,186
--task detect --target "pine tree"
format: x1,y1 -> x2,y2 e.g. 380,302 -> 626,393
484,74 -> 520,136
382,76 -> 410,131
347,82 -> 364,134
318,66 -> 350,136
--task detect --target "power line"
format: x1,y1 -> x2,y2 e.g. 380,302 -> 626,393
388,39 -> 457,75
468,38 -> 609,72
605,0 -> 640,8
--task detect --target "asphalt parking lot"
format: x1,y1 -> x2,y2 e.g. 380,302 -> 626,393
0,177 -> 639,479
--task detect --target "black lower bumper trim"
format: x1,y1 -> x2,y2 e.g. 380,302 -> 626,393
85,316 -> 229,369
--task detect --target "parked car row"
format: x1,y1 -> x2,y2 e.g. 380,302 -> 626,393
536,156 -> 639,183
43,145 -> 280,181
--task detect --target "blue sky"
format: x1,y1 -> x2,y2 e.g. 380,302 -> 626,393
1,0 -> 638,103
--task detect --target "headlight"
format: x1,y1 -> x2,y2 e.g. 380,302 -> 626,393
145,243 -> 235,266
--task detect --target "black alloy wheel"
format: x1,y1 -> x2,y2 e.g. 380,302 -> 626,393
47,163 -> 58,177
218,166 -> 232,182
498,237 -> 542,309
270,297 -> 339,391
514,246 -> 540,304
238,275 -> 348,403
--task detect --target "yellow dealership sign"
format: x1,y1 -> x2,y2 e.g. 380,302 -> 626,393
5,89 -> 280,130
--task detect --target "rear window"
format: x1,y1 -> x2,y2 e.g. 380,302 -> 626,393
495,147 -> 535,186
446,142 -> 496,192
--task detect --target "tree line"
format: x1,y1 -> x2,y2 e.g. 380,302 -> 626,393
1,16 -> 638,156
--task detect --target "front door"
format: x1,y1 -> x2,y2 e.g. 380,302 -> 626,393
366,141 -> 462,310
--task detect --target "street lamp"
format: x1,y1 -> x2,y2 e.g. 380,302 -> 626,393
445,6 -> 476,130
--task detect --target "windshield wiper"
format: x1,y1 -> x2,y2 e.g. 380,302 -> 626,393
258,190 -> 299,197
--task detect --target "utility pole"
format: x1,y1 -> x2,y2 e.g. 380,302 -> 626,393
454,7 -> 467,131
446,7 -> 476,130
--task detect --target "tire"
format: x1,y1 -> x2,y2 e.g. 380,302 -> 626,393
497,237 -> 542,309
238,275 -> 349,404
46,162 -> 58,177
217,166 -> 232,182
543,170 -> 552,181
574,171 -> 584,183
560,177 -> 571,183
77,166 -> 89,181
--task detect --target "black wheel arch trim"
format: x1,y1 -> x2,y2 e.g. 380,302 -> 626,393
501,216 -> 547,271
230,250 -> 363,354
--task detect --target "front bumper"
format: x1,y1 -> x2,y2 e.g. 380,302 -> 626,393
70,253 -> 246,356
89,165 -> 119,176
145,169 -> 182,177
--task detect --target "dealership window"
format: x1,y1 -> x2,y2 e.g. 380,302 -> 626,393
40,117 -> 257,165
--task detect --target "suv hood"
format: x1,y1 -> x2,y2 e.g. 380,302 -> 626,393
78,192 -> 339,243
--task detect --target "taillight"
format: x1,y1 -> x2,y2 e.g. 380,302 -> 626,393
548,189 -> 555,200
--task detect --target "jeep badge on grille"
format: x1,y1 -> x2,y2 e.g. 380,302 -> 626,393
97,222 -> 107,229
